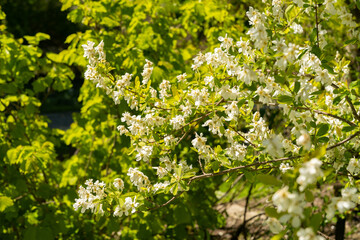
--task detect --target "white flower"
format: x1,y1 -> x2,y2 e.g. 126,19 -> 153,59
160,156 -> 176,171
218,34 -> 233,51
170,115 -> 185,130
202,115 -> 225,136
226,143 -> 247,161
192,132 -> 207,150
297,228 -> 324,240
164,135 -> 178,147
176,73 -> 187,82
73,179 -> 107,215
127,168 -> 151,192
135,145 -> 153,162
290,22 -> 303,34
82,41 -> 95,60
224,101 -> 239,121
279,163 -> 293,173
141,59 -> 153,85
113,178 -> 124,191
219,85 -> 239,100
153,166 -> 168,178
296,130 -> 311,150
263,134 -> 284,158
94,40 -> 105,61
297,158 -> 323,191
113,197 -> 139,217
153,181 -> 170,193
266,217 -> 283,234
117,125 -> 129,135
204,76 -> 215,89
272,187 -> 306,227
347,158 -> 360,175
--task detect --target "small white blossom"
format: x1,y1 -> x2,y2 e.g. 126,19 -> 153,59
347,158 -> 360,175
297,228 -> 325,240
263,134 -> 284,158
266,217 -> 283,234
113,178 -> 124,191
297,158 -> 323,191
279,163 -> 293,173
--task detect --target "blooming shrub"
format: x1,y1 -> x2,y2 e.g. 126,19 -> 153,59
73,0 -> 360,238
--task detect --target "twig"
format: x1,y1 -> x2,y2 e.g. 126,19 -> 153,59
326,131 -> 360,150
242,183 -> 253,238
188,155 -> 301,185
296,107 -> 356,127
198,156 -> 205,174
226,123 -> 257,147
145,192 -> 184,212
331,83 -> 360,122
218,174 -> 244,201
317,231 -> 334,240
315,3 -> 320,47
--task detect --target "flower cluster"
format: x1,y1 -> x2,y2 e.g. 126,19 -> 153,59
114,196 -> 139,217
127,168 -> 151,192
326,188 -> 360,220
73,179 -> 106,215
272,186 -> 306,228
297,158 -> 323,191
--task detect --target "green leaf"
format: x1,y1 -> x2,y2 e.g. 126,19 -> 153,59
317,137 -> 329,143
257,174 -> 282,186
311,45 -> 321,58
305,189 -> 314,202
297,49 -> 308,60
0,9 -> 6,20
0,196 -> 14,211
277,95 -> 293,104
312,145 -> 327,159
344,38 -> 358,46
248,100 -> 254,112
265,207 -> 280,218
310,213 -> 323,232
271,231 -> 286,240
294,81 -> 300,93
274,75 -> 286,84
211,161 -> 220,172
316,124 -> 330,137
285,4 -> 295,21
342,126 -> 356,132
244,171 -> 255,183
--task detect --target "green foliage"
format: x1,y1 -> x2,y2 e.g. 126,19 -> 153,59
2,0 -> 360,239
1,0 -> 252,239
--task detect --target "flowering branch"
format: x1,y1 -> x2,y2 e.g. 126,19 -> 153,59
326,131 -> 360,150
187,156 -> 301,185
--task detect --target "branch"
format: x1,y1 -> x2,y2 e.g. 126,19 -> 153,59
317,231 -> 334,240
315,3 -> 320,47
296,107 -> 356,127
145,192 -> 184,212
188,156 -> 301,185
326,131 -> 360,150
332,83 -> 360,122
225,123 -> 257,148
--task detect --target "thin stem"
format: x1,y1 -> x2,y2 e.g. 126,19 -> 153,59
327,131 -> 360,150
296,107 -> 356,127
188,156 -> 301,185
332,83 -> 360,121
145,192 -> 184,212
198,156 -> 205,174
315,3 -> 320,47
226,123 -> 257,147
242,183 -> 253,238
